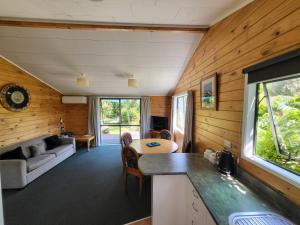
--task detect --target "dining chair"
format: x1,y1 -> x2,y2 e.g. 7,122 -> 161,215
160,129 -> 172,140
124,146 -> 144,197
121,132 -> 133,173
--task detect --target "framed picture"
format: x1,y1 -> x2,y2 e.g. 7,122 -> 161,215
200,73 -> 217,110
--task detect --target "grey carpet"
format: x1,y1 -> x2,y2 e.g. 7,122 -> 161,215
2,145 -> 151,225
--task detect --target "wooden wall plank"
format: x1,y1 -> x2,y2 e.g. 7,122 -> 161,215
174,0 -> 300,204
150,96 -> 171,118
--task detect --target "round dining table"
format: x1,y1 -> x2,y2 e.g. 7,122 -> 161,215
130,138 -> 178,155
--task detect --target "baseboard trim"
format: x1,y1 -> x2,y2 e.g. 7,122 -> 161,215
124,216 -> 151,225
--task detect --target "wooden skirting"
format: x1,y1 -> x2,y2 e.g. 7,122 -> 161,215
124,217 -> 151,225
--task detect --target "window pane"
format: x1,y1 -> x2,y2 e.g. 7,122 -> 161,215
101,126 -> 120,144
255,77 -> 300,175
101,99 -> 120,124
176,95 -> 187,131
121,126 -> 140,140
120,99 -> 140,125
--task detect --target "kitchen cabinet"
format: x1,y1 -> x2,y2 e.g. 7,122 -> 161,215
152,175 -> 216,225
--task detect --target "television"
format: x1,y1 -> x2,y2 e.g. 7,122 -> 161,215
151,116 -> 168,130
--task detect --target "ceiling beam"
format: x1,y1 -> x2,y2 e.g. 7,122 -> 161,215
0,19 -> 209,33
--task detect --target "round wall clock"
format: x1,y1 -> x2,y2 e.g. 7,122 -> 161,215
0,83 -> 31,112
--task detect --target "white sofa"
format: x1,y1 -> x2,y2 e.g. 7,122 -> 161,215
0,134 -> 76,189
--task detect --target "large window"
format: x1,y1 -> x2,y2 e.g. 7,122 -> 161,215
255,77 -> 300,175
174,94 -> 187,132
242,49 -> 300,186
100,98 -> 141,144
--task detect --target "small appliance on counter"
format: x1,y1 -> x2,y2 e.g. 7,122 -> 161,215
204,149 -> 217,164
217,149 -> 236,176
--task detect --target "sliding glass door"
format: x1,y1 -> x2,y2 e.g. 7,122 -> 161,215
100,98 -> 141,144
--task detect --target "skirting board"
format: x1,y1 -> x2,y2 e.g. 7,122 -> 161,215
123,216 -> 151,225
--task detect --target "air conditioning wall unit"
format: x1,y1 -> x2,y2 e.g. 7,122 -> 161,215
62,96 -> 87,104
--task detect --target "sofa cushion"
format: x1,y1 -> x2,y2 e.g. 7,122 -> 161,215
26,154 -> 55,172
45,135 -> 61,150
1,147 -> 26,160
43,144 -> 73,157
30,142 -> 46,157
21,136 -> 49,159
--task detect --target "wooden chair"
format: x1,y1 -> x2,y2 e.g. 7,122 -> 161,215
124,146 -> 144,197
160,129 -> 172,140
121,132 -> 133,173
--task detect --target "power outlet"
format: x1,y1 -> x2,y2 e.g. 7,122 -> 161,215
224,139 -> 231,149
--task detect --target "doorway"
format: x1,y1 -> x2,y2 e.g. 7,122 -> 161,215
100,98 -> 141,144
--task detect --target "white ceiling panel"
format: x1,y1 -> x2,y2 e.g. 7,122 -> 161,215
0,27 -> 201,96
0,0 -> 253,25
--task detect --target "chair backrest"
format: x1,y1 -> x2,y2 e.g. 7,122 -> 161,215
121,132 -> 133,147
160,129 -> 172,140
124,146 -> 139,169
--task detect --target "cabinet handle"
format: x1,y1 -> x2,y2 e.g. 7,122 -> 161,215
193,189 -> 199,199
192,202 -> 198,213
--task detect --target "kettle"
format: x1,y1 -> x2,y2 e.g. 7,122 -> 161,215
217,150 -> 235,176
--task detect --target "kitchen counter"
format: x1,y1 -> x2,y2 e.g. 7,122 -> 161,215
138,153 -> 300,225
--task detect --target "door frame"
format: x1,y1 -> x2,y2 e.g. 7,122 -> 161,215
99,97 -> 141,144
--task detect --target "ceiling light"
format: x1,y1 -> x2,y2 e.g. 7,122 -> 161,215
128,74 -> 138,88
77,74 -> 89,88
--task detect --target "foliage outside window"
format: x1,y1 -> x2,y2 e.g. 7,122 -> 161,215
175,95 -> 187,132
255,77 -> 300,175
101,99 -> 140,125
100,98 -> 141,144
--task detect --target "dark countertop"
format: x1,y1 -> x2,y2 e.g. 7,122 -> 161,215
138,153 -> 300,225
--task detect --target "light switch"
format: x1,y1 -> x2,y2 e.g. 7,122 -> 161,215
224,139 -> 231,149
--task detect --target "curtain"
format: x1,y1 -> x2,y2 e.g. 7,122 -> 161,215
141,97 -> 151,138
169,96 -> 175,141
88,96 -> 100,146
182,91 -> 193,153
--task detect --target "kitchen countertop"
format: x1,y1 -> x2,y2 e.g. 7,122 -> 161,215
138,153 -> 300,225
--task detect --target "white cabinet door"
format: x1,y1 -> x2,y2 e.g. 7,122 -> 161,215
152,175 -> 216,225
186,178 -> 216,225
152,175 -> 188,225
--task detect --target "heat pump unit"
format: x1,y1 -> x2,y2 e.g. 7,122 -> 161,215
62,96 -> 87,104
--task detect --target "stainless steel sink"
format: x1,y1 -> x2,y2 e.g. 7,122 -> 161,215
229,212 -> 295,225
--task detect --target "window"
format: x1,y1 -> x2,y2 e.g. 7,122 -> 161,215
242,49 -> 300,187
174,94 -> 187,132
255,77 -> 300,175
100,98 -> 141,144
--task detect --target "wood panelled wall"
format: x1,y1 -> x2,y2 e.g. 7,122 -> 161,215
0,57 -> 65,148
150,96 -> 171,118
64,104 -> 88,135
174,0 -> 300,204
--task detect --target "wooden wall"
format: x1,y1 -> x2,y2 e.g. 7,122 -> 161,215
0,57 -> 65,148
64,104 -> 88,135
174,0 -> 300,204
150,96 -> 171,118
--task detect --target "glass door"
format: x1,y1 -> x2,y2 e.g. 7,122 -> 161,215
100,98 -> 141,144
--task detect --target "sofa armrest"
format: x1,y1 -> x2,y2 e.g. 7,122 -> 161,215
59,137 -> 76,150
0,160 -> 27,189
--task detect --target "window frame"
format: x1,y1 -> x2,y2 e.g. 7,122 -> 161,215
173,93 -> 188,134
242,74 -> 300,188
99,98 -> 141,144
